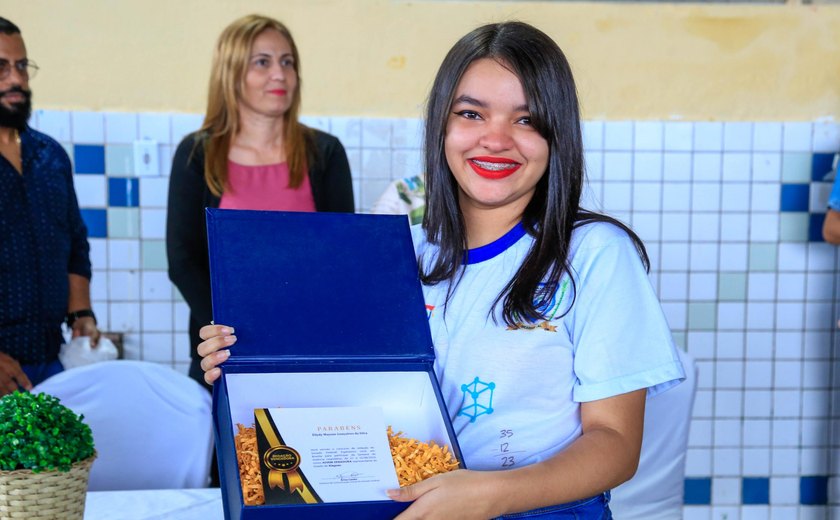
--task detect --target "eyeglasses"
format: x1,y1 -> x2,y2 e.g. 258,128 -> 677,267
0,59 -> 38,80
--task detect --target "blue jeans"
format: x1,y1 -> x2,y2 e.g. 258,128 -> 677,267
495,492 -> 611,519
21,359 -> 64,387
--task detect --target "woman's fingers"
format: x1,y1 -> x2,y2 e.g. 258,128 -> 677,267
197,323 -> 236,357
199,324 -> 235,341
197,324 -> 236,382
200,348 -> 231,372
196,334 -> 236,358
196,324 -> 236,385
205,367 -> 221,385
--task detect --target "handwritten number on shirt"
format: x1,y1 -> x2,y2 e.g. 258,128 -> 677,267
499,429 -> 516,468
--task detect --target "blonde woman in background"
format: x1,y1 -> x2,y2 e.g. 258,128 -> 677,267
166,14 -> 354,390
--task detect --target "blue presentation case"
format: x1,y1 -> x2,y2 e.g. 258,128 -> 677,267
206,209 -> 464,520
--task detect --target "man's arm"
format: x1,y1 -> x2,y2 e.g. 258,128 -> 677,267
0,351 -> 32,396
823,209 -> 840,244
68,273 -> 100,347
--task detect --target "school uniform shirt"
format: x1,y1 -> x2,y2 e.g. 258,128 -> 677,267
412,221 -> 685,471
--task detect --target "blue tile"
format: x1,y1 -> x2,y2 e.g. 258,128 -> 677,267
73,144 -> 105,174
80,208 -> 107,238
800,476 -> 828,505
684,478 -> 711,505
742,477 -> 770,505
780,183 -> 810,212
108,177 -> 139,207
811,153 -> 836,181
810,213 -> 826,242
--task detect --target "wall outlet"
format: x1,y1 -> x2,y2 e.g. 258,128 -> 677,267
133,139 -> 159,176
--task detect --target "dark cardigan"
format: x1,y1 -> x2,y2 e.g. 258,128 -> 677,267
165,129 -> 355,364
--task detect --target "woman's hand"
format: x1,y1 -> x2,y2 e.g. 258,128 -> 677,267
388,470 -> 502,520
197,324 -> 236,384
390,388 -> 646,519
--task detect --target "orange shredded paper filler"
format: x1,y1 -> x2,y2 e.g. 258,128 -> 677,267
233,423 -> 459,506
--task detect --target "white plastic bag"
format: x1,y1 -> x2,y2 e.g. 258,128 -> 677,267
59,336 -> 118,370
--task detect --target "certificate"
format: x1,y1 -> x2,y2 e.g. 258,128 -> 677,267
254,406 -> 400,505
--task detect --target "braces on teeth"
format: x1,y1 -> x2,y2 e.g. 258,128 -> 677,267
472,160 -> 517,171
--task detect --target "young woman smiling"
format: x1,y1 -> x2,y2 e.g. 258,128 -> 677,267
197,21 -> 683,519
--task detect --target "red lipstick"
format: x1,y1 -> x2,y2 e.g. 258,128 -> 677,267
268,89 -> 287,96
467,156 -> 521,180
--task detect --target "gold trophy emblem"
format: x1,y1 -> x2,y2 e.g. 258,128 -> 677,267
263,446 -> 306,492
264,446 -> 301,472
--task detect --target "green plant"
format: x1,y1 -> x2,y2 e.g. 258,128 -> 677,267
0,391 -> 95,473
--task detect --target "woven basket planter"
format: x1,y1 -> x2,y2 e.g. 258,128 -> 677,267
0,453 -> 96,519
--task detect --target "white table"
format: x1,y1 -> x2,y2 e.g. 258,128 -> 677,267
84,488 -> 224,520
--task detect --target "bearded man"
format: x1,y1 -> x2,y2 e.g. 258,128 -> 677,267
0,17 -> 100,394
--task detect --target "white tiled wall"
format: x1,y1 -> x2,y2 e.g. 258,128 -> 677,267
33,110 -> 840,518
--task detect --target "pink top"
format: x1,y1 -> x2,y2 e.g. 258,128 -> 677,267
219,161 -> 316,211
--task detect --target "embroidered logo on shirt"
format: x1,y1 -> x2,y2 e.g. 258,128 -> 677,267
506,279 -> 569,332
425,304 -> 435,320
457,377 -> 495,423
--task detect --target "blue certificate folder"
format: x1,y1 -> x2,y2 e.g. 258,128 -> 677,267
206,209 -> 463,520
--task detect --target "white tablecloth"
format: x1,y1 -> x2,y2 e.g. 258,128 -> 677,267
84,488 -> 224,520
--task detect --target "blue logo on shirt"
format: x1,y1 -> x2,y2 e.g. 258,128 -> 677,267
458,377 -> 495,423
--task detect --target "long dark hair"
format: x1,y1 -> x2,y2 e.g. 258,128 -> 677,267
421,21 -> 648,326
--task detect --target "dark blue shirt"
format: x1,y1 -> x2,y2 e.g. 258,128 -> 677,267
0,126 -> 91,364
